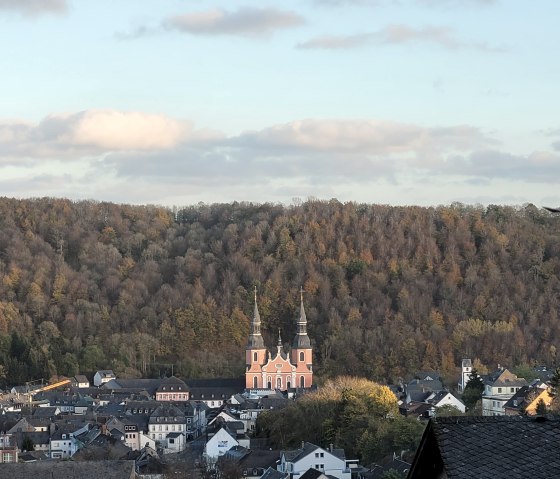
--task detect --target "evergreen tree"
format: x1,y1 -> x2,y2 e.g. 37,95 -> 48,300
549,367 -> 560,397
535,398 -> 547,416
462,368 -> 484,411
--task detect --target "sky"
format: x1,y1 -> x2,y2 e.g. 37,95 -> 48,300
0,0 -> 559,207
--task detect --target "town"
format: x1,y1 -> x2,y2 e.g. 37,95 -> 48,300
0,293 -> 558,478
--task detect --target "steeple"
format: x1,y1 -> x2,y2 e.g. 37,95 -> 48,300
247,287 -> 265,349
293,287 -> 311,348
277,329 -> 283,355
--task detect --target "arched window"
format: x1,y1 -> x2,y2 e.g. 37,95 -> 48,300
287,380 -> 291,389
300,376 -> 305,388
267,377 -> 272,389
277,377 -> 282,389
253,376 -> 258,389
253,352 -> 258,362
299,351 -> 304,362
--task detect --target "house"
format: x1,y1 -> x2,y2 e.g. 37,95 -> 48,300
427,391 -> 466,413
481,368 -> 528,416
120,419 -> 156,451
0,434 -> 18,464
155,376 -> 189,401
186,377 -> 245,408
147,404 -> 188,453
204,425 -> 240,462
278,442 -> 352,479
220,446 -> 280,479
503,385 -> 553,416
407,416 -> 560,478
94,370 -> 116,387
49,422 -> 89,459
72,375 -> 90,388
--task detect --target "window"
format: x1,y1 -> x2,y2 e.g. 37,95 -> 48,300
253,352 -> 258,362
498,387 -> 502,393
253,377 -> 258,389
511,388 -> 515,393
300,376 -> 305,388
277,377 -> 282,388
300,352 -> 304,362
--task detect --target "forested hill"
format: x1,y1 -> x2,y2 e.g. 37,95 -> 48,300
0,198 -> 559,387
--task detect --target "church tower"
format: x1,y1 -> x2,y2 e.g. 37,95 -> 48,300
290,288 -> 313,388
245,288 -> 267,389
245,287 -> 313,391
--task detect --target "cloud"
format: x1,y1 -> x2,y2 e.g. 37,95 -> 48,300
0,110 -> 192,162
314,0 -> 496,6
164,7 -> 305,38
0,0 -> 67,16
298,24 -> 503,51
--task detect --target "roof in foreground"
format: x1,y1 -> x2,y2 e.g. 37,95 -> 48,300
409,415 -> 560,479
0,460 -> 135,479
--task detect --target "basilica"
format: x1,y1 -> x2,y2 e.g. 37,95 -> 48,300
245,290 -> 313,390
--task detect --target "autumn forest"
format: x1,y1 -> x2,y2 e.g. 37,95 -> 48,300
0,197 -> 559,388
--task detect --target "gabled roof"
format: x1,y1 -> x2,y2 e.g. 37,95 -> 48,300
281,442 -> 345,463
261,466 -> 289,479
299,468 -> 325,479
408,416 -> 560,479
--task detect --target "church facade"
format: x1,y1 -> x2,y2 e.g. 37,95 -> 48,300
245,291 -> 313,390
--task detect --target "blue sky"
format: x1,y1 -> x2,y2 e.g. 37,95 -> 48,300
1,0 -> 559,207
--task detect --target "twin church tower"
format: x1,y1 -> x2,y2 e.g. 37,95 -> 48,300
245,288 -> 313,390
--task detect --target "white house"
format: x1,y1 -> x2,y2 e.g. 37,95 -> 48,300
122,422 -> 156,451
148,405 -> 188,454
49,423 -> 89,459
428,391 -> 466,413
94,370 -> 116,387
72,375 -> 90,388
278,443 -> 352,479
204,426 -> 239,462
482,368 -> 528,416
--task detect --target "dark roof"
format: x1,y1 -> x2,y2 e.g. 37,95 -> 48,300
300,468 -> 324,479
261,467 -> 288,479
503,386 -> 530,411
156,376 -> 188,392
408,416 -> 560,479
0,460 -> 135,479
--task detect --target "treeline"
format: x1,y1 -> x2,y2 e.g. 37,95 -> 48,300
0,197 -> 559,386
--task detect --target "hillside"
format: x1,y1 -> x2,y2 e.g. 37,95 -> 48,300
0,198 -> 559,386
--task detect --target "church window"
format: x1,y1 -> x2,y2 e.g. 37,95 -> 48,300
277,377 -> 282,389
300,376 -> 305,388
287,380 -> 291,389
253,377 -> 258,389
267,377 -> 272,389
253,352 -> 258,362
299,352 -> 304,362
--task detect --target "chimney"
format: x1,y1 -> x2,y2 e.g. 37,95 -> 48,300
301,441 -> 305,449
329,443 -> 333,453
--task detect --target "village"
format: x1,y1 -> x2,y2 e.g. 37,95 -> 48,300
0,295 -> 557,478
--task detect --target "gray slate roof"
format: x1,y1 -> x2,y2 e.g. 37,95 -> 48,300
0,460 -> 135,479
408,416 -> 560,479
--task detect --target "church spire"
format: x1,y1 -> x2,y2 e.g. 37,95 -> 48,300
247,286 -> 265,349
277,329 -> 283,354
293,287 -> 311,348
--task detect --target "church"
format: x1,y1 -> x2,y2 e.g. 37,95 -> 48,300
245,290 -> 313,391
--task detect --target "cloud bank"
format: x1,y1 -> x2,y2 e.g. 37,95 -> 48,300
1,111 -> 558,205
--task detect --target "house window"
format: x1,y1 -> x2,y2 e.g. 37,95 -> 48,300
511,388 -> 515,393
300,352 -> 304,362
320,453 -> 324,458
498,387 -> 502,393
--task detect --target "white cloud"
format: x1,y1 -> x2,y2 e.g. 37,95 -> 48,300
0,0 -> 67,16
164,7 -> 305,38
298,24 -> 504,51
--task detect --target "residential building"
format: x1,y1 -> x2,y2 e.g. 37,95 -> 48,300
155,376 -> 189,401
278,442 -> 352,479
93,370 -> 116,387
481,368 -> 528,416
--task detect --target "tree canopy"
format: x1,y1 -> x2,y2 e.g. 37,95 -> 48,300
0,198 -> 559,385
